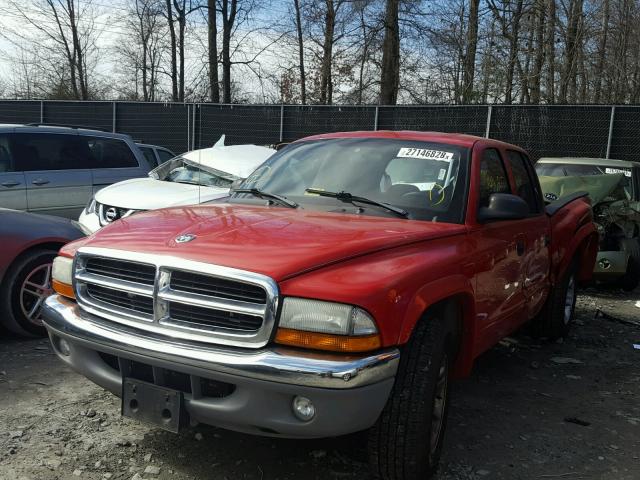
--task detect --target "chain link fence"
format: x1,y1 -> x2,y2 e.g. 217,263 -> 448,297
0,100 -> 637,161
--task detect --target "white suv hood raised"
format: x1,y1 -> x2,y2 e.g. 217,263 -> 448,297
94,177 -> 229,210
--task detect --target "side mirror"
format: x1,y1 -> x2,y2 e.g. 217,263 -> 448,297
477,193 -> 529,223
230,179 -> 243,191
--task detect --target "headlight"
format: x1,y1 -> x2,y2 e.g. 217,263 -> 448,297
52,256 -> 75,299
275,298 -> 381,352
84,197 -> 96,214
71,220 -> 93,236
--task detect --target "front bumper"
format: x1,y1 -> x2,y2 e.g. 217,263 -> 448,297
593,250 -> 629,278
42,295 -> 399,438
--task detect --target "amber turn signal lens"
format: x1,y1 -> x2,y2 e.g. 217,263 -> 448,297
275,328 -> 381,353
52,279 -> 75,300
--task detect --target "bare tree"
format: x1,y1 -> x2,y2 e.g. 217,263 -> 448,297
207,0 -> 220,102
0,0 -> 103,99
293,0 -> 306,104
116,0 -> 165,101
379,0 -> 399,104
461,0 -> 480,103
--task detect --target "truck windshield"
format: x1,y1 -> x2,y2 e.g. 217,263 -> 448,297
231,138 -> 470,223
150,157 -> 239,188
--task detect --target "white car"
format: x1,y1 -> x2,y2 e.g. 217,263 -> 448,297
79,141 -> 275,233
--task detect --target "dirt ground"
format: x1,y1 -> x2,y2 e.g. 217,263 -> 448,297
1,288 -> 639,480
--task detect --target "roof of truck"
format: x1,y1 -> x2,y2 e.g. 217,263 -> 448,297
297,130 -> 520,150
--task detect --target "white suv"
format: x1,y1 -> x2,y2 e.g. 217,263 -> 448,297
79,142 -> 275,233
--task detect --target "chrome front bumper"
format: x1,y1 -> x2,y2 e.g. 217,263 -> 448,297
42,295 -> 399,437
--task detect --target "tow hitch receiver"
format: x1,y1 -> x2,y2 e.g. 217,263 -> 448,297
122,378 -> 185,433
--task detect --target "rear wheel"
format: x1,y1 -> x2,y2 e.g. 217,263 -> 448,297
530,258 -> 578,340
367,313 -> 455,479
0,249 -> 56,337
617,238 -> 640,292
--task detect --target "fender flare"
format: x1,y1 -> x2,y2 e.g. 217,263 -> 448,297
398,274 -> 477,377
553,223 -> 599,284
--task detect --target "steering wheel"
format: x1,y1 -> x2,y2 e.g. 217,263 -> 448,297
429,183 -> 446,206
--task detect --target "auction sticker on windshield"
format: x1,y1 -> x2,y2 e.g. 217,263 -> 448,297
397,148 -> 454,160
605,167 -> 632,177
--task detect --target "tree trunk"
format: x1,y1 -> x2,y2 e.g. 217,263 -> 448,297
379,0 -> 400,105
67,0 -> 88,99
593,0 -> 609,103
544,0 -> 556,103
530,0 -> 546,103
221,0 -> 237,103
559,0 -> 582,103
177,1 -> 186,102
504,0 -> 523,104
166,0 -> 179,101
208,0 -> 220,102
319,0 -> 335,105
293,0 -> 306,104
462,0 -> 480,104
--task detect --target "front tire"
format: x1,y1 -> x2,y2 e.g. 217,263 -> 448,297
617,238 -> 640,292
368,314 -> 454,479
0,249 -> 57,337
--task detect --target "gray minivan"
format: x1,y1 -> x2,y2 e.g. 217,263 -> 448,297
0,124 -> 153,218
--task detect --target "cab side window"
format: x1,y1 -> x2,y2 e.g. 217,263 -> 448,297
479,148 -> 511,208
507,150 -> 541,213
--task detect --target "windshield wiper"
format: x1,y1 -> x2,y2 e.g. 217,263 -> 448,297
305,189 -> 408,218
233,188 -> 298,208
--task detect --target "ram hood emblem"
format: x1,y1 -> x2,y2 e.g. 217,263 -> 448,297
175,233 -> 196,243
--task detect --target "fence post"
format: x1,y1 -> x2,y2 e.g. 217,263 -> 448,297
40,101 -> 44,123
374,106 -> 379,130
192,103 -> 196,150
279,104 -> 284,142
186,104 -> 190,152
484,105 -> 492,138
606,105 -> 615,159
112,102 -> 116,132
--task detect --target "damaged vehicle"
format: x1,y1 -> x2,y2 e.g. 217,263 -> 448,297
536,157 -> 640,290
42,132 -> 598,479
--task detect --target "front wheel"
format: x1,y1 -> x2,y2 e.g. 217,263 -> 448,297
0,249 -> 57,337
367,315 -> 454,479
617,238 -> 640,292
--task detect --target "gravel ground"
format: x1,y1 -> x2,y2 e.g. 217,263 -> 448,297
1,288 -> 639,480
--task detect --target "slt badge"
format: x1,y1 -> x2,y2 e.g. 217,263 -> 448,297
175,233 -> 197,243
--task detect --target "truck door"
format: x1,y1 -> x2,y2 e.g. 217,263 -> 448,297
471,147 -> 527,350
505,150 -> 550,319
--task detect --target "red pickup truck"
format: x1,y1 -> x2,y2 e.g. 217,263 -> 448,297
43,131 -> 598,479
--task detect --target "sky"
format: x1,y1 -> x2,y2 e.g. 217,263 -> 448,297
0,0 -> 297,101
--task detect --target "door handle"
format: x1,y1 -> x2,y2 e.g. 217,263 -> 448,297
1,180 -> 19,187
31,179 -> 50,186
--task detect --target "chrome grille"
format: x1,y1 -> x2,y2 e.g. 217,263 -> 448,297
85,257 -> 155,285
168,303 -> 263,331
170,270 -> 267,304
74,247 -> 279,348
86,284 -> 154,315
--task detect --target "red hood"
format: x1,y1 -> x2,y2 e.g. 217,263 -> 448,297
69,204 -> 466,281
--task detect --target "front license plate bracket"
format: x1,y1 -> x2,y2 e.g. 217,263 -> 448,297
122,378 -> 186,433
